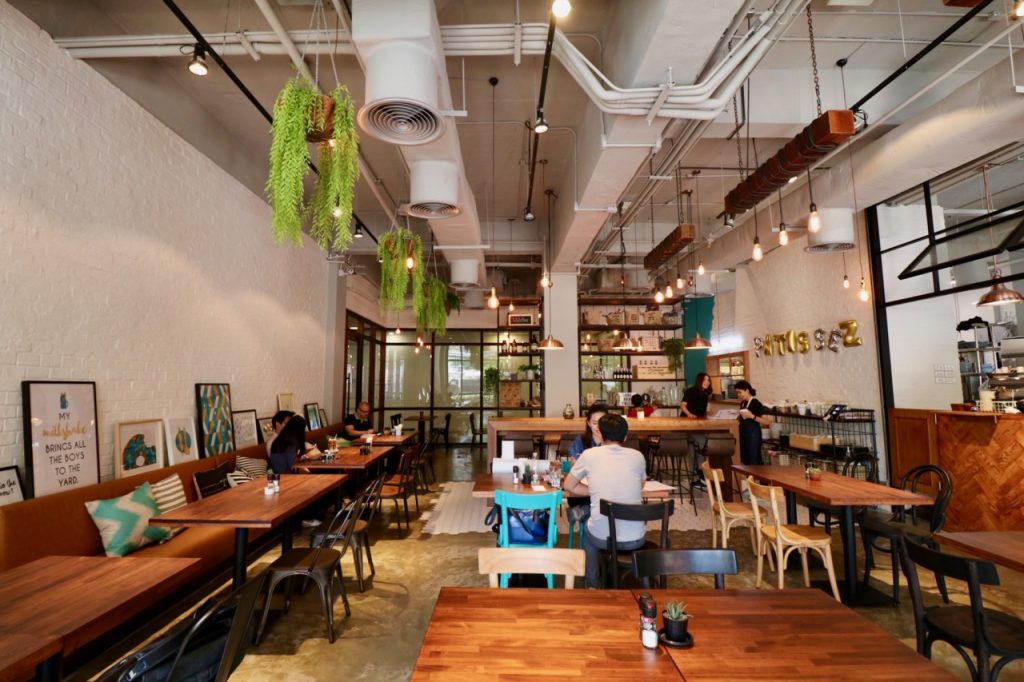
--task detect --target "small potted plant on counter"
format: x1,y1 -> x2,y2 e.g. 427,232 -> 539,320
662,600 -> 692,645
806,466 -> 823,481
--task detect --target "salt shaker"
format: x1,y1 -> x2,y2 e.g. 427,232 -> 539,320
637,593 -> 658,649
512,465 -> 520,485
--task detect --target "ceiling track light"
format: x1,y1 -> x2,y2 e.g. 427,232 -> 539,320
534,115 -> 549,134
188,43 -> 208,76
523,207 -> 536,222
353,224 -> 364,239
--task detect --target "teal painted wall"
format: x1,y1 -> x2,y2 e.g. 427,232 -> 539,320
683,297 -> 714,386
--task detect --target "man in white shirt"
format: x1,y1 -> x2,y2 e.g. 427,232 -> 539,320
562,413 -> 647,588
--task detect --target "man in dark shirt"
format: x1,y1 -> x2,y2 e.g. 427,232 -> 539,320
343,401 -> 375,439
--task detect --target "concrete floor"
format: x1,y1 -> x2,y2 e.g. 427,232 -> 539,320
91,446 -> 1024,681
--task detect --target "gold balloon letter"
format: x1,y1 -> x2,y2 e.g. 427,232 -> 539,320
797,331 -> 810,353
839,320 -> 863,347
763,333 -> 773,356
786,329 -> 797,353
773,333 -> 788,356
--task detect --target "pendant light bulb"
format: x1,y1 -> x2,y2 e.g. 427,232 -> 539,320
778,224 -> 789,246
697,260 -> 705,276
395,327 -> 401,335
540,272 -> 552,288
665,284 -> 674,299
807,203 -> 821,233
331,206 -> 342,219
405,255 -> 415,270
509,301 -> 515,312
858,278 -> 870,302
676,275 -> 684,289
487,287 -> 499,309
843,274 -> 850,289
551,0 -> 571,18
414,346 -> 420,354
752,236 -> 763,262
654,290 -> 666,304
417,335 -> 424,346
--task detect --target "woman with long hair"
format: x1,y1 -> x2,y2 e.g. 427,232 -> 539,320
568,404 -> 608,459
269,415 -> 319,473
680,372 -> 713,419
735,380 -> 771,465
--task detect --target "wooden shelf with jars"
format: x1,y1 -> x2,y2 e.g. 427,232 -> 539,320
577,297 -> 685,411
495,332 -> 544,415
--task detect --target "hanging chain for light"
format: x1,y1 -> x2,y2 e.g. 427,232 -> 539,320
733,95 -> 745,181
675,164 -> 685,224
839,58 -> 865,277
806,3 -> 822,117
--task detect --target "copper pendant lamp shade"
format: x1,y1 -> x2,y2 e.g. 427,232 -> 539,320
538,334 -> 564,350
685,331 -> 712,349
976,276 -> 1024,307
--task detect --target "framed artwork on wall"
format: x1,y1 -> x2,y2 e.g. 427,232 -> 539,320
115,419 -> 165,478
21,380 -> 101,498
319,407 -> 328,429
277,392 -> 295,412
257,417 -> 275,444
0,466 -> 25,507
232,410 -> 259,449
164,417 -> 199,466
304,403 -> 321,430
507,313 -> 535,326
195,383 -> 235,458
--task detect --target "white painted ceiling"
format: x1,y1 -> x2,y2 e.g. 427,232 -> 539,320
10,0 -> 1021,290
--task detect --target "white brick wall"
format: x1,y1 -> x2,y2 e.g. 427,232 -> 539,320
714,224 -> 886,464
0,3 -> 329,481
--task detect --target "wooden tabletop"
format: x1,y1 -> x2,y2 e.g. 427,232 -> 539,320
732,464 -> 935,507
487,417 -> 739,465
935,531 -> 1024,573
640,589 -> 954,680
412,587 -> 681,680
0,632 -> 60,682
151,474 -> 346,528
0,556 -> 198,670
301,446 -> 395,471
356,432 -> 417,446
472,474 -> 673,500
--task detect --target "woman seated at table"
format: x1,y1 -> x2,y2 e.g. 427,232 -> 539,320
269,416 -> 322,473
567,404 -> 607,459
626,394 -> 656,418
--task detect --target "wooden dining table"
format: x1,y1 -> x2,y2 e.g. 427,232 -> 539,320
151,473 -> 347,588
412,587 -> 953,680
486,417 -> 739,470
733,464 -> 935,604
301,445 -> 396,472
935,531 -> 1024,573
0,555 -> 198,682
356,432 -> 417,447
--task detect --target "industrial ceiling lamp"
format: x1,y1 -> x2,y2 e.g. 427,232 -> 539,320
976,165 -> 1024,306
777,189 -> 789,246
654,288 -> 666,304
487,287 -> 500,309
751,208 -> 764,262
539,187 -> 564,349
665,282 -> 674,299
188,43 -> 208,76
1014,0 -> 1024,19
552,0 -> 572,18
534,114 -> 550,134
806,169 -> 821,234
353,223 -> 364,239
685,330 -> 712,350
697,259 -> 705,276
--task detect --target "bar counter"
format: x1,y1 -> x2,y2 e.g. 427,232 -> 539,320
889,408 -> 1024,531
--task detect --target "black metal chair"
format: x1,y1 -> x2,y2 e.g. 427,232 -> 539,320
601,499 -> 674,588
430,412 -> 452,446
861,464 -> 954,605
804,453 -> 877,533
898,534 -> 1024,681
256,497 -> 362,645
375,445 -> 421,536
311,472 -> 387,592
469,413 -> 486,447
632,548 -> 738,589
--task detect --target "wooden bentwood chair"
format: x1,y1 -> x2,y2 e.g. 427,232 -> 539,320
701,461 -> 756,553
478,547 -> 585,589
747,477 -> 840,601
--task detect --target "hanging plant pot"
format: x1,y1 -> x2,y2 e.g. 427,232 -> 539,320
416,276 -> 449,335
306,94 -> 335,143
378,227 -> 424,313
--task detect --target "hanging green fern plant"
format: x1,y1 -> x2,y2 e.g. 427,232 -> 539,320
417,276 -> 450,335
266,76 -> 319,245
307,84 -> 359,250
377,228 -> 424,313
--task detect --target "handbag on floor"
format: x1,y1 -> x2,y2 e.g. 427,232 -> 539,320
485,504 -> 550,545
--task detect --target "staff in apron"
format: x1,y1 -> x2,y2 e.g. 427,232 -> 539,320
734,380 -> 770,465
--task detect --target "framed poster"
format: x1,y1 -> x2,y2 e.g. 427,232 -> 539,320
165,417 -> 199,466
195,383 -> 235,458
319,407 -> 328,429
304,403 -> 321,430
21,380 -> 101,498
507,313 -> 535,327
115,419 -> 165,478
0,466 -> 25,507
277,392 -> 295,412
232,409 -> 259,449
257,417 -> 275,444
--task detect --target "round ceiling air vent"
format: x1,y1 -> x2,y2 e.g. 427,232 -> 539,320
358,98 -> 444,145
407,202 -> 461,219
804,207 -> 856,254
805,240 -> 855,254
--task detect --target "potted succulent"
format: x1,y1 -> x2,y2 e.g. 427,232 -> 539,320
662,600 -> 691,643
807,466 -> 823,481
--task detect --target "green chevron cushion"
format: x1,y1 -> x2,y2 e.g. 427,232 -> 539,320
85,482 -> 171,556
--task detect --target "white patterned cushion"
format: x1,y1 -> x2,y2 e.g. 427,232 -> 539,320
226,471 -> 252,488
149,474 -> 188,540
235,455 -> 267,479
84,482 -> 170,556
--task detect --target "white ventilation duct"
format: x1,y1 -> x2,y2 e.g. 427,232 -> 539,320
449,258 -> 480,286
353,0 -> 444,145
407,160 -> 460,219
805,208 -> 856,253
462,290 -> 485,309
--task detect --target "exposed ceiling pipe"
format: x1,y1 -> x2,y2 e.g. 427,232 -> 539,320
251,0 -> 400,227
523,11 -> 558,221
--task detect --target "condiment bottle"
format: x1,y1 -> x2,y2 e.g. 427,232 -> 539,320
512,465 -> 520,485
637,593 -> 658,649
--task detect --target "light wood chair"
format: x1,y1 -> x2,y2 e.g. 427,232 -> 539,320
747,477 -> 840,601
702,461 -> 757,553
478,547 -> 585,589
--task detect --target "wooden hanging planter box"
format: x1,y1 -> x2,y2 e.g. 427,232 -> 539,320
643,223 -> 696,270
306,95 -> 335,143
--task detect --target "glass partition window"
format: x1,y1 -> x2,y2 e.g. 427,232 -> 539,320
434,344 -> 482,408
384,345 -> 432,407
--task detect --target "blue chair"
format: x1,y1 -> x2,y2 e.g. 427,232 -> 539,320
494,489 -> 562,588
